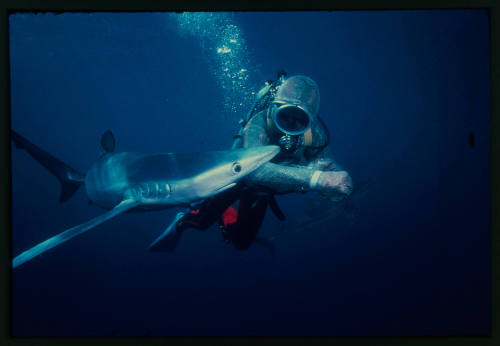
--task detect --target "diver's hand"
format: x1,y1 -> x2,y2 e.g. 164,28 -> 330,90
315,170 -> 353,200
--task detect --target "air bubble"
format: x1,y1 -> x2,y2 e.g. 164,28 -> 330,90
169,13 -> 261,120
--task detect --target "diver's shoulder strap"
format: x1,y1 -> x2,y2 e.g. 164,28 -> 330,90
303,128 -> 313,146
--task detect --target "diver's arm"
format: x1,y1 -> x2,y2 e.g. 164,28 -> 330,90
245,161 -> 316,194
304,147 -> 353,199
242,111 -> 352,197
303,120 -> 343,171
305,147 -> 343,171
303,121 -> 353,198
241,111 -> 329,194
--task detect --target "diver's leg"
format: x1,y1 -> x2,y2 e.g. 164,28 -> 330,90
229,196 -> 268,250
180,188 -> 242,231
149,188 -> 244,252
247,198 -> 275,255
148,205 -> 213,252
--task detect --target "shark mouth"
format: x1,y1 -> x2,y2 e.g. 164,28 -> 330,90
215,182 -> 237,193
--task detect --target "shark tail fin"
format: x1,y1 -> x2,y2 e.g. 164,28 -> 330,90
12,198 -> 138,269
11,130 -> 85,203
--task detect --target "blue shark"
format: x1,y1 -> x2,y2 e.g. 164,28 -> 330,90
11,130 -> 280,269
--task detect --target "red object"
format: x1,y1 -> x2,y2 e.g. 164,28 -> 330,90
189,209 -> 200,215
222,205 -> 238,228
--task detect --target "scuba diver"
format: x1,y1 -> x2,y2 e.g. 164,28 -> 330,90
149,71 -> 353,253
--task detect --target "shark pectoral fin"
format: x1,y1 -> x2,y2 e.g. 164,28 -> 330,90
12,198 -> 138,269
149,210 -> 188,252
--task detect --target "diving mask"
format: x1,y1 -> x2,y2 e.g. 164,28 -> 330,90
270,101 -> 313,136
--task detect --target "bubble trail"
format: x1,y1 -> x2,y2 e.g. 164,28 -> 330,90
169,12 -> 260,120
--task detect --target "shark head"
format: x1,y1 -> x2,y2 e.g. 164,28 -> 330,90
190,145 -> 280,199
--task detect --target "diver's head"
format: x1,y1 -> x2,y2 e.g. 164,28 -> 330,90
274,75 -> 320,116
267,75 -> 320,152
269,75 -> 320,137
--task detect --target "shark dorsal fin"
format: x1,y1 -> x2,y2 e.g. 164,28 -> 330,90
101,130 -> 115,153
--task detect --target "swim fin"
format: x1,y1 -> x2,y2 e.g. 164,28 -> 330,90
149,210 -> 188,252
268,195 -> 285,221
12,198 -> 138,269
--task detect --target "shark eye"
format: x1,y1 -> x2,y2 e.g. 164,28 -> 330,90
231,162 -> 242,175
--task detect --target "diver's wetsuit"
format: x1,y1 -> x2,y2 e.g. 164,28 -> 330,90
172,185 -> 270,250
169,109 -> 340,250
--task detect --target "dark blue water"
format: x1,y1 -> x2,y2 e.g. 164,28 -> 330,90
10,11 -> 490,336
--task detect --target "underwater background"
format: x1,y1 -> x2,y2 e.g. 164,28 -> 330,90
9,11 -> 490,336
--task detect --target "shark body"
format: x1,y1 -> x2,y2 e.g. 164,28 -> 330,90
11,130 -> 279,268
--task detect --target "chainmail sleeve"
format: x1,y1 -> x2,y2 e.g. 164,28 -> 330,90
241,111 -> 316,194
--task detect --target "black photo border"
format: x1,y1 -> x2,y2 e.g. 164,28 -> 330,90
1,1 -> 498,345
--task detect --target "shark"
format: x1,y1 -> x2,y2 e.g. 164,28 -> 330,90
11,130 -> 280,269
